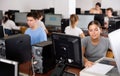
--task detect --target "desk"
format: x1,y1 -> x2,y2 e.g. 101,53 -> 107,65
19,62 -> 81,76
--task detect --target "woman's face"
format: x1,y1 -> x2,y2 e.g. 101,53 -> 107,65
88,24 -> 101,40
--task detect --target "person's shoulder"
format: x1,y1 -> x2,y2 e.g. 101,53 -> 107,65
82,36 -> 90,40
65,26 -> 71,30
76,27 -> 82,30
101,36 -> 109,41
8,19 -> 14,23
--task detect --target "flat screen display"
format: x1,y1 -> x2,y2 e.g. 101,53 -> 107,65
15,12 -> 27,24
45,14 -> 62,26
77,14 -> 95,30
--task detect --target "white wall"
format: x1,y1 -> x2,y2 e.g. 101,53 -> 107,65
101,0 -> 120,10
76,0 -> 120,12
55,0 -> 75,18
0,0 -> 120,14
0,0 -> 50,13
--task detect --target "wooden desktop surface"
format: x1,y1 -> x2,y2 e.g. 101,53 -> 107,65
19,61 -> 81,76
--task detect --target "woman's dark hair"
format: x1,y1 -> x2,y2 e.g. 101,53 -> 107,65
3,11 -> 10,23
37,10 -> 44,19
96,2 -> 101,7
27,12 -> 38,19
3,16 -> 8,23
88,20 -> 101,29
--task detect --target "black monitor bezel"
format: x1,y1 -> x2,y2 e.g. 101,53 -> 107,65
51,33 -> 83,68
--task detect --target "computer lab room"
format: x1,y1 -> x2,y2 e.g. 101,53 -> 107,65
0,0 -> 120,76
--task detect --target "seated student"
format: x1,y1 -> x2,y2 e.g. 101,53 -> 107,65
25,12 -> 47,45
36,11 -> 48,34
104,8 -> 114,29
90,2 -> 102,14
2,12 -> 20,35
81,20 -> 111,67
65,14 -> 85,38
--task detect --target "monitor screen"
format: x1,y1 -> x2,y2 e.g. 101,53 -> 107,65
45,14 -> 62,26
0,58 -> 18,76
15,12 -> 27,24
51,33 -> 83,68
5,34 -> 32,64
77,14 -> 95,30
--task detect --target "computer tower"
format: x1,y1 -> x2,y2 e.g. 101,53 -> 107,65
61,19 -> 69,33
32,41 -> 56,74
0,39 -> 6,58
76,8 -> 81,14
108,19 -> 120,33
49,8 -> 54,14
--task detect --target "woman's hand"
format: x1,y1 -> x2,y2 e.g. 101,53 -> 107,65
84,60 -> 94,68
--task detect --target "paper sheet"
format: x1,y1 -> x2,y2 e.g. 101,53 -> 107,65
85,63 -> 114,75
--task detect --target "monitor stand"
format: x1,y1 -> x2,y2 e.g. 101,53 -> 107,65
50,60 -> 66,76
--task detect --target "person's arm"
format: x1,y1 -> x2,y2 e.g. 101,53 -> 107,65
89,8 -> 94,14
82,45 -> 94,67
10,20 -> 20,30
80,33 -> 85,38
40,21 -> 48,34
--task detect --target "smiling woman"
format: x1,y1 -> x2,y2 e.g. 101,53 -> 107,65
81,20 -> 111,68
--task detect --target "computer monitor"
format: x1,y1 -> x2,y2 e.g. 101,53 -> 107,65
5,34 -> 32,64
45,14 -> 62,27
0,58 -> 18,76
77,14 -> 95,30
51,33 -> 83,68
94,14 -> 105,27
15,12 -> 28,24
0,26 -> 4,38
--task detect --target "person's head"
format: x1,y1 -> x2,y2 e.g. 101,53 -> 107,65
95,2 -> 101,10
27,12 -> 38,28
4,11 -> 13,20
106,8 -> 113,18
2,11 -> 10,23
37,11 -> 44,20
88,20 -> 102,40
70,14 -> 79,28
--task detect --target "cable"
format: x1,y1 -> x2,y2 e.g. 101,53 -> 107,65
31,56 -> 35,76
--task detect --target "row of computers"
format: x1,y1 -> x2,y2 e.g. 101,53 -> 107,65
0,24 -> 83,76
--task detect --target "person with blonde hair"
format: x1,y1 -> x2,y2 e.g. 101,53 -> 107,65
65,14 -> 85,38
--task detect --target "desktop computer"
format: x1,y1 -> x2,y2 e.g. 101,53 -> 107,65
108,19 -> 120,33
0,34 -> 32,63
0,39 -> 6,58
61,19 -> 69,33
32,41 -> 56,74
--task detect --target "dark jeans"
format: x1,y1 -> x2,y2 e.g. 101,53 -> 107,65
5,29 -> 13,35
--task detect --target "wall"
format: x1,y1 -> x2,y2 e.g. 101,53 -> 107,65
54,0 -> 75,18
0,0 -> 120,14
0,0 -> 50,13
76,0 -> 120,12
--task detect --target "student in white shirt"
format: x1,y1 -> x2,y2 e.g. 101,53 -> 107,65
65,14 -> 85,38
2,12 -> 20,35
36,11 -> 48,34
104,8 -> 114,29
